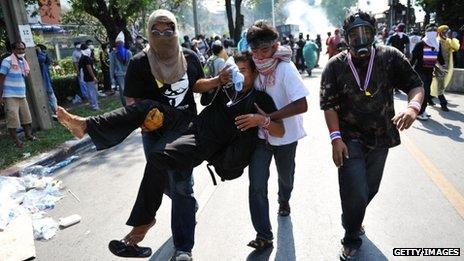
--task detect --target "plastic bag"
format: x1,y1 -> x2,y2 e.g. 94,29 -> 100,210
32,216 -> 58,240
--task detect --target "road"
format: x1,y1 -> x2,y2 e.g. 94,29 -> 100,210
34,63 -> 464,261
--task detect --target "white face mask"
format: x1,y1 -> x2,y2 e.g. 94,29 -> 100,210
397,32 -> 404,38
76,44 -> 81,49
89,45 -> 95,50
81,49 -> 92,57
16,53 -> 26,58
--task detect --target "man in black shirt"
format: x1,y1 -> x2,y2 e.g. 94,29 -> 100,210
78,44 -> 99,110
320,12 -> 424,260
121,10 -> 231,261
295,33 -> 306,72
387,23 -> 410,56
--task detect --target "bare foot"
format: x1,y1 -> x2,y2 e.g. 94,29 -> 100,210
56,106 -> 87,139
122,219 -> 156,246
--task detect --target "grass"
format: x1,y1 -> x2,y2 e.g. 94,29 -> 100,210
0,95 -> 122,170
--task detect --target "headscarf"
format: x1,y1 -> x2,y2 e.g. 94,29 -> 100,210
144,9 -> 187,85
115,31 -> 129,64
423,31 -> 439,50
253,45 -> 292,88
437,25 -> 449,39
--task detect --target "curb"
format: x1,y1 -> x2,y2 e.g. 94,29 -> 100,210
0,136 -> 94,177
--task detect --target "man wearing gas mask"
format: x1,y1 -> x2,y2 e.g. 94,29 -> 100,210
320,12 -> 424,260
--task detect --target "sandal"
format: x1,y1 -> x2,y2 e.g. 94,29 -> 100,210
26,135 -> 38,141
108,240 -> 152,258
247,238 -> 273,251
278,202 -> 291,216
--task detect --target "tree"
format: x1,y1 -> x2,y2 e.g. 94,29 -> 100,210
61,9 -> 107,43
416,0 -> 464,29
320,0 -> 357,27
225,0 -> 244,44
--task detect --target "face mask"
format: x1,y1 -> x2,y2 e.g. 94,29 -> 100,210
105,48 -> 110,53
136,39 -> 143,44
397,32 -> 404,38
16,53 -> 25,59
76,44 -> 81,49
89,45 -> 95,50
347,25 -> 374,58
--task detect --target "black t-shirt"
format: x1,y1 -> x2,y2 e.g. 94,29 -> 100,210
124,48 -> 204,116
388,34 -> 410,54
79,56 -> 96,82
194,89 -> 278,161
320,45 -> 423,149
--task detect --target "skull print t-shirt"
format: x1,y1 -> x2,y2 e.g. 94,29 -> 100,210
124,48 -> 204,116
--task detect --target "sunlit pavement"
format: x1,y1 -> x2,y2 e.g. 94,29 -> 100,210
35,60 -> 464,260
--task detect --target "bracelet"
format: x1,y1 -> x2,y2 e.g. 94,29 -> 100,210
330,130 -> 342,142
259,116 -> 271,129
408,100 -> 421,113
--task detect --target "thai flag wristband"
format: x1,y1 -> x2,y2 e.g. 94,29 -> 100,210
330,130 -> 342,143
408,100 -> 421,113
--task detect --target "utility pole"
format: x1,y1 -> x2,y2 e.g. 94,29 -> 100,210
0,0 -> 52,130
406,0 -> 411,32
192,0 -> 199,36
271,0 -> 275,27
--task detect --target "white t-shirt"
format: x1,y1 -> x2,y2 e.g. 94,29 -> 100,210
254,61 -> 309,146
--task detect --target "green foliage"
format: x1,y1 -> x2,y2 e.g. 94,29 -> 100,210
61,9 -> 108,43
415,0 -> 464,28
52,57 -> 75,77
321,0 -> 357,27
51,74 -> 80,103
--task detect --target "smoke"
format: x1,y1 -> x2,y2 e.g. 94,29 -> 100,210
284,0 -> 334,36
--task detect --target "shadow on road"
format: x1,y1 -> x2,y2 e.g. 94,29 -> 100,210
149,237 -> 175,261
246,246 -> 274,261
356,235 -> 388,261
275,216 -> 296,261
414,118 -> 464,142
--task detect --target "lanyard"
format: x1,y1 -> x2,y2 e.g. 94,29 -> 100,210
347,46 -> 375,96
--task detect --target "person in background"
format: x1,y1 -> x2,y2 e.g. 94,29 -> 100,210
181,35 -> 192,50
79,44 -> 99,110
237,29 -> 250,53
132,35 -> 146,54
303,36 -> 318,76
72,41 -> 87,102
36,44 -> 58,117
110,32 -> 133,106
387,23 -> 410,56
85,39 -> 96,61
409,28 -> 422,52
410,23 -> 444,121
0,41 -> 37,148
295,33 -> 306,73
430,24 -> 460,112
197,34 -> 210,60
191,39 -> 206,65
100,43 -> 113,95
315,34 -> 322,67
203,40 -> 226,78
327,29 -> 341,58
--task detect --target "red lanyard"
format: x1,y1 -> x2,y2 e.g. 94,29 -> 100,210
347,46 -> 375,96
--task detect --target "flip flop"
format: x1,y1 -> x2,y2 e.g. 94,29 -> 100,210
108,240 -> 152,258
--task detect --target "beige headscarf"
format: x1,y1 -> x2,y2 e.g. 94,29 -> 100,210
144,9 -> 187,84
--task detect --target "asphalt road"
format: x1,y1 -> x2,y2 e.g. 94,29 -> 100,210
34,63 -> 464,261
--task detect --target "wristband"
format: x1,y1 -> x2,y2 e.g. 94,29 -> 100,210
259,116 -> 271,129
330,130 -> 342,143
407,100 -> 421,113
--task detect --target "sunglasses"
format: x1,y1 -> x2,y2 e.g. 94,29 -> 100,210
151,29 -> 175,37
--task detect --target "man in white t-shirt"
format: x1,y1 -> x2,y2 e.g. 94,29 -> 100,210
235,20 -> 308,250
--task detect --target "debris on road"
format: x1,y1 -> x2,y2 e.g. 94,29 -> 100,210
59,214 -> 81,228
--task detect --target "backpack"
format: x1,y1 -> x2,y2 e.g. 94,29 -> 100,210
203,56 -> 218,78
204,90 -> 258,185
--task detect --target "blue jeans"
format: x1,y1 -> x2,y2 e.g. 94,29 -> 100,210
114,75 -> 126,106
339,140 -> 389,249
128,132 -> 196,252
248,139 -> 298,240
85,81 -> 99,110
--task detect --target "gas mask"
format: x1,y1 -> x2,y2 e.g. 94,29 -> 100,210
345,14 -> 375,58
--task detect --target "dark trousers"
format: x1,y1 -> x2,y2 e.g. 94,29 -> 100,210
295,53 -> 305,71
85,100 -> 197,251
419,71 -> 432,114
101,68 -> 112,92
248,139 -> 298,240
339,140 -> 389,249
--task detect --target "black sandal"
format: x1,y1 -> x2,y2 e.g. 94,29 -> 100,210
278,202 -> 291,216
108,240 -> 152,258
247,238 -> 273,251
